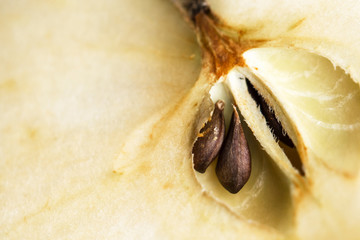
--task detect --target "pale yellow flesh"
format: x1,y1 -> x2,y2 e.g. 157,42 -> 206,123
2,0 -> 360,239
194,114 -> 293,232
244,48 -> 360,176
240,48 -> 360,239
193,47 -> 360,239
0,0 -> 209,238
0,0 -> 279,239
207,0 -> 360,84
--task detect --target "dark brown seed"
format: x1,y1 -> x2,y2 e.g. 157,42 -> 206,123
192,100 -> 226,173
245,78 -> 294,148
216,106 -> 251,194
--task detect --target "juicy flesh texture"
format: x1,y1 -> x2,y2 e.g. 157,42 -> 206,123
206,0 -> 360,85
195,48 -> 360,238
187,0 -> 360,237
1,0 -> 360,239
244,48 -> 360,177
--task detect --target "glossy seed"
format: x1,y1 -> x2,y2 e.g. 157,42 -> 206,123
216,105 -> 251,194
192,100 -> 226,173
245,78 -> 294,147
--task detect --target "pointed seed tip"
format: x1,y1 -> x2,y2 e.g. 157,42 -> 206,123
215,99 -> 225,110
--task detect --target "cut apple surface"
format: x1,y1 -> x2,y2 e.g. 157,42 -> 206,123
243,48 -> 360,176
1,0 -> 360,239
206,0 -> 360,83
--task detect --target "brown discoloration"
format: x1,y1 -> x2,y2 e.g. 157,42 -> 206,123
112,170 -> 123,175
314,157 -> 355,180
162,181 -> 174,190
0,79 -> 17,92
196,13 -> 246,78
288,18 -> 306,31
237,25 -> 265,37
195,13 -> 265,79
27,128 -> 38,140
173,1 -> 267,79
137,161 -> 152,175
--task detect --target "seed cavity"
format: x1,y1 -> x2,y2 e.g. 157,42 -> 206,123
216,105 -> 252,194
192,100 -> 226,173
193,78 -> 296,193
245,78 -> 294,148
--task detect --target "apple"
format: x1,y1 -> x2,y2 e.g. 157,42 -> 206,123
1,0 -> 360,239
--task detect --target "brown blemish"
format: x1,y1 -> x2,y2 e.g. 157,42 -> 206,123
196,13 -> 245,78
237,24 -> 265,37
195,13 -> 266,79
0,79 -> 17,92
288,18 -> 306,31
27,128 -> 38,140
113,170 -> 124,175
316,157 -> 355,180
137,161 -> 152,174
162,181 -> 174,190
